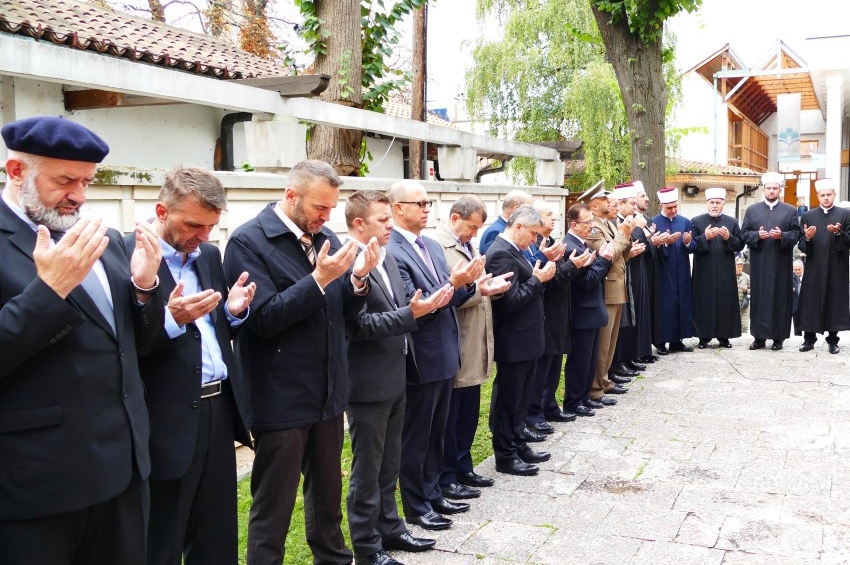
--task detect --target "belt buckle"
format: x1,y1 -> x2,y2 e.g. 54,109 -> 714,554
200,380 -> 222,399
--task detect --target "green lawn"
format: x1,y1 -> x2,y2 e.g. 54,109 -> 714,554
236,367 -> 564,564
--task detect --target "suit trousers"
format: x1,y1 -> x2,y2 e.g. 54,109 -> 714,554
346,392 -> 407,558
147,391 -> 238,565
491,359 -> 538,464
246,415 -> 352,565
0,468 -> 148,565
440,384 -> 482,485
399,378 -> 453,517
591,304 -> 623,399
564,329 -> 600,412
527,353 -> 563,424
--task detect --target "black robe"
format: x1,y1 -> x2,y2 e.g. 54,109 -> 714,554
691,213 -> 745,339
741,201 -> 802,340
616,222 -> 653,360
797,206 -> 850,333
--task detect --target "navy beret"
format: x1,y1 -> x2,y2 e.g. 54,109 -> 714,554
1,116 -> 109,163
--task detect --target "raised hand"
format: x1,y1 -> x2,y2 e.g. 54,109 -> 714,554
34,218 -> 109,299
628,241 -> 646,259
618,216 -> 635,238
758,225 -> 770,240
827,222 -> 842,234
409,283 -> 454,318
130,221 -> 163,289
227,271 -> 256,317
478,271 -> 513,296
532,260 -> 556,283
450,255 -> 485,288
599,242 -> 615,261
168,280 -> 221,326
313,239 -> 358,289
769,226 -> 782,240
352,237 -> 380,287
540,238 -> 566,262
682,231 -> 693,245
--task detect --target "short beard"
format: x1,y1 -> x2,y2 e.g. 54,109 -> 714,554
18,172 -> 80,232
708,210 -> 722,218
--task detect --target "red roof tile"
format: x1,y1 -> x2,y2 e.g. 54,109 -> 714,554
0,0 -> 287,79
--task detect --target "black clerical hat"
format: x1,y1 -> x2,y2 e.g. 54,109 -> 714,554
2,116 -> 109,163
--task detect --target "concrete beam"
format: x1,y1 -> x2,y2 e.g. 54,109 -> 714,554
535,160 -> 566,187
437,146 -> 477,181
0,35 -> 560,163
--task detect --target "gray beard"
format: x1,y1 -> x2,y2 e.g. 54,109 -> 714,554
19,174 -> 80,232
708,211 -> 722,218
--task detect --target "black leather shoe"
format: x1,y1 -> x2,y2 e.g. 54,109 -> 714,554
529,421 -> 555,434
405,511 -> 452,531
609,373 -> 631,385
597,396 -> 617,406
545,410 -> 576,422
718,339 -> 732,348
441,482 -> 480,500
626,360 -> 647,371
640,355 -> 659,363
457,472 -> 494,488
495,458 -> 539,476
612,363 -> 639,376
355,550 -> 403,565
584,398 -> 604,409
830,344 -> 840,354
669,341 -> 693,352
431,498 -> 469,515
517,445 -> 551,463
697,340 -> 708,349
522,428 -> 546,443
608,384 -> 628,394
799,342 -> 815,352
655,344 -> 668,355
573,405 -> 596,416
383,530 -> 436,553
749,339 -> 766,350
770,340 -> 784,351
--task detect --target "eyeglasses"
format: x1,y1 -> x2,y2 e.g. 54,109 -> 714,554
399,200 -> 434,209
574,219 -> 594,225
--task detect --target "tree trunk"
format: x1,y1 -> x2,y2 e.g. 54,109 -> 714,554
308,0 -> 364,176
409,4 -> 427,180
590,5 -> 667,213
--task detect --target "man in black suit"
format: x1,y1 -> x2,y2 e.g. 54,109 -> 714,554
135,167 -> 256,565
0,116 -> 164,564
563,203 -> 614,417
344,190 -> 453,565
386,180 -> 482,531
485,204 -> 557,476
223,160 -> 380,565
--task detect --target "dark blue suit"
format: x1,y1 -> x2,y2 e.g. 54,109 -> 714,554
563,233 -> 611,412
386,228 -> 471,517
478,215 -> 508,255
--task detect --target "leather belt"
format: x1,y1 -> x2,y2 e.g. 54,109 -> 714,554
200,380 -> 222,399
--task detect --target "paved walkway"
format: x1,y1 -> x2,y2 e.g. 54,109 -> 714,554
401,333 -> 850,564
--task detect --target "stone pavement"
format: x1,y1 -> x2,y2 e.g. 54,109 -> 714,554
400,333 -> 850,565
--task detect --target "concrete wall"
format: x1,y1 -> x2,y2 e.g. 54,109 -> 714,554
672,74 -> 719,164
0,168 -> 568,248
363,137 -> 404,178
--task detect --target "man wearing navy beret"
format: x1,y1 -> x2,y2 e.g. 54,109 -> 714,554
0,116 -> 165,564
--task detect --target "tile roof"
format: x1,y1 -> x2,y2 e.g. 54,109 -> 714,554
384,100 -> 456,128
0,0 -> 287,79
671,158 -> 761,176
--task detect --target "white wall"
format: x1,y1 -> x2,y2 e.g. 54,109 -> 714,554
363,137 -> 404,178
672,74 -> 721,164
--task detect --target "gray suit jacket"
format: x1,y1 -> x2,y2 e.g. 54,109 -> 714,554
347,251 -> 418,403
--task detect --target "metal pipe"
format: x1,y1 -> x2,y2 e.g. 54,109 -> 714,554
220,112 -> 253,171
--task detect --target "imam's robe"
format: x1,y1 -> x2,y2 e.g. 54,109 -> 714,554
740,200 -> 801,341
615,219 -> 653,361
650,213 -> 697,343
797,206 -> 850,334
690,213 -> 745,339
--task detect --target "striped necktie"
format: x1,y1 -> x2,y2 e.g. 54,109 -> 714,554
300,233 -> 316,267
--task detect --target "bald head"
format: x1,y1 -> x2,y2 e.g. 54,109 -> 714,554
500,190 -> 533,220
388,179 -> 432,234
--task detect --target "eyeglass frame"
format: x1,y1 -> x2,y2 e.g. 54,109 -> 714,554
398,200 -> 435,209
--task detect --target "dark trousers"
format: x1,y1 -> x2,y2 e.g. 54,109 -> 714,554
147,392 -> 237,565
525,354 -> 552,426
491,359 -> 537,464
564,329 -> 600,412
246,415 -> 351,565
804,331 -> 839,345
0,469 -> 148,565
399,378 -> 453,517
440,384 -> 482,486
536,354 -> 565,421
346,392 -> 407,558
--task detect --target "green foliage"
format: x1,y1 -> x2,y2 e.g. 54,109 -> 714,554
240,162 -> 256,172
337,50 -> 357,100
467,0 -> 689,187
592,0 -> 701,44
292,0 -> 426,112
